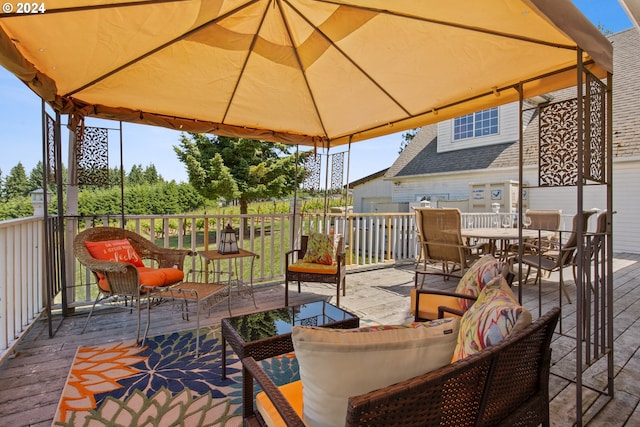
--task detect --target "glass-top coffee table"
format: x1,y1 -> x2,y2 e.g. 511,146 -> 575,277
221,300 -> 359,418
221,300 -> 359,377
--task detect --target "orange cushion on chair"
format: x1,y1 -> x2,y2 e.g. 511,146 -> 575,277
84,239 -> 145,267
97,266 -> 184,293
255,380 -> 304,427
288,261 -> 338,275
409,288 -> 461,320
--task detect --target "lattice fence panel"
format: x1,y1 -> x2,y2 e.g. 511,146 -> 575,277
302,154 -> 321,192
585,72 -> 606,183
330,152 -> 345,191
539,98 -> 579,187
75,126 -> 110,186
44,113 -> 56,184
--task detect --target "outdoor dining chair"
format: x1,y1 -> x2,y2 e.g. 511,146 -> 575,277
520,209 -> 598,304
414,207 -> 488,281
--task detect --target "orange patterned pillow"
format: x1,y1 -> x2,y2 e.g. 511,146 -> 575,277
84,239 -> 145,267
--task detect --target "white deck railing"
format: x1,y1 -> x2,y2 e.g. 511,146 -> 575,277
0,217 -> 45,362
0,210 -> 578,360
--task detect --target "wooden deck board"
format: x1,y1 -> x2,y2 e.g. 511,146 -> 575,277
0,253 -> 639,426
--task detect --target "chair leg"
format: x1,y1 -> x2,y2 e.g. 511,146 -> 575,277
81,292 -> 103,334
136,294 -> 142,345
523,264 -> 532,285
285,279 -> 289,306
560,270 -> 572,304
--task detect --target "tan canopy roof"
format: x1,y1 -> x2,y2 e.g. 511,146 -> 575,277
0,0 -> 612,148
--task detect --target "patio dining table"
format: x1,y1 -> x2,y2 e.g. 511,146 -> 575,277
461,228 -> 555,261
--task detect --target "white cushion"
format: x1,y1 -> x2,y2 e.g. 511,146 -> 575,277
292,318 -> 459,427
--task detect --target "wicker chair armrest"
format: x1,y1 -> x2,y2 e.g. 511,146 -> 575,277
150,247 -> 193,269
241,357 -> 305,427
79,258 -> 132,275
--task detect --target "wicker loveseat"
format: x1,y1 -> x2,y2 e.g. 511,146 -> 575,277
241,306 -> 560,427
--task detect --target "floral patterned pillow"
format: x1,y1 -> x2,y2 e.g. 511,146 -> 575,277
451,276 -> 532,362
454,255 -> 504,311
302,233 -> 335,265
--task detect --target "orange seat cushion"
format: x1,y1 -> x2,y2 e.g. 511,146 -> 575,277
255,380 -> 303,427
288,261 -> 337,275
409,288 -> 461,320
97,266 -> 184,293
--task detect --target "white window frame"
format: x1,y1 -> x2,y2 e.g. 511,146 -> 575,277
453,107 -> 499,141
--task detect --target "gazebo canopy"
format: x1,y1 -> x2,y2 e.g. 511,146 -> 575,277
0,0 -> 612,148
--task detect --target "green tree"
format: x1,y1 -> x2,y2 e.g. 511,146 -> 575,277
109,166 -> 123,187
174,133 -> 306,216
27,161 -> 44,193
4,162 -> 30,200
176,182 -> 205,213
143,164 -> 162,184
0,196 -> 33,219
399,128 -> 418,153
128,164 -> 145,185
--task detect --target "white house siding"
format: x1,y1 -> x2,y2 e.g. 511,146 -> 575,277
610,159 -> 640,253
352,177 -> 394,213
390,168 -> 528,208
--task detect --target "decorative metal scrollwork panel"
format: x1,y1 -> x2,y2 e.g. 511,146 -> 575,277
539,99 -> 578,187
76,126 -> 110,186
585,72 -> 606,183
302,154 -> 321,192
45,113 -> 56,184
330,152 -> 345,191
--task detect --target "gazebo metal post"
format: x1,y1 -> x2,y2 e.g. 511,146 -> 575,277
119,121 -> 125,226
576,48 -> 586,425
606,72 -> 614,398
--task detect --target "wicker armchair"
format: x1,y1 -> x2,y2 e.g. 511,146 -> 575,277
242,307 -> 560,427
285,234 -> 346,307
73,226 -> 192,340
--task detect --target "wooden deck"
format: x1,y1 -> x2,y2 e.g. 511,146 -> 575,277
1,253 -> 639,426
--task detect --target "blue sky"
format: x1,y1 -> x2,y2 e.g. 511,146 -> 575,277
0,1 -> 633,184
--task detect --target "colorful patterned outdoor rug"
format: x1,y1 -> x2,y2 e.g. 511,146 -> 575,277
52,328 -> 299,427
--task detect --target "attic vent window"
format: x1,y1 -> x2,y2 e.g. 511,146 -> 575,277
453,107 -> 498,140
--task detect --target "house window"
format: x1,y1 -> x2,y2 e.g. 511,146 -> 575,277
453,107 -> 499,140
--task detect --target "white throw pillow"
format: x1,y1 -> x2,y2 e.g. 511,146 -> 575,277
292,317 -> 459,427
